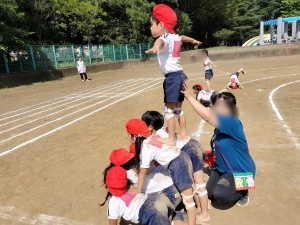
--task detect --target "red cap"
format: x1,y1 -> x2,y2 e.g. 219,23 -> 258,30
232,85 -> 238,90
125,119 -> 150,138
129,144 -> 136,155
106,166 -> 127,197
196,84 -> 203,90
153,4 -> 177,34
110,148 -> 134,166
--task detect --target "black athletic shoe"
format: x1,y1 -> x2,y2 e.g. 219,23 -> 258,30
236,195 -> 249,207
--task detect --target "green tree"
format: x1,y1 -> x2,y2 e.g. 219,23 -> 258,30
0,0 -> 31,51
214,29 -> 235,46
281,0 -> 300,17
52,0 -> 106,44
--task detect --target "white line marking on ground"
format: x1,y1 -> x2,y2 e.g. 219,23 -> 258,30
192,119 -> 207,139
269,80 -> 300,150
0,80 -> 162,157
0,79 -> 143,127
0,78 -> 137,123
0,79 -> 159,145
0,205 -> 92,225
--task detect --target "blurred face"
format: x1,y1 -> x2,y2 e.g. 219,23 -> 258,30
193,89 -> 198,94
232,83 -> 236,88
150,18 -> 163,38
211,99 -> 232,116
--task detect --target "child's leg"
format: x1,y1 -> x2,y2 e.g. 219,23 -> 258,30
206,79 -> 211,93
181,188 -> 196,225
174,102 -> 188,140
83,73 -> 88,80
161,103 -> 176,145
169,152 -> 196,225
80,73 -> 84,80
194,170 -> 210,223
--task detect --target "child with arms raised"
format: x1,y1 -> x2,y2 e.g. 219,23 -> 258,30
145,4 -> 201,146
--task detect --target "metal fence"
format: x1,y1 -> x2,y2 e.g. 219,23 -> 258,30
0,43 -> 155,75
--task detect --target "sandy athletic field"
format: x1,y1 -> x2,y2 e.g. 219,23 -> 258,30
0,54 -> 299,225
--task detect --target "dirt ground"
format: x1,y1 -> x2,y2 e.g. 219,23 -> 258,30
0,54 -> 299,225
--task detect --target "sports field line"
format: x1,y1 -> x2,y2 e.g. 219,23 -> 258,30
0,79 -> 150,134
192,73 -> 300,142
0,78 -> 131,118
0,78 -> 139,122
0,78 -> 144,127
0,79 -> 162,158
0,205 -> 92,225
0,79 -> 161,145
269,80 -> 300,151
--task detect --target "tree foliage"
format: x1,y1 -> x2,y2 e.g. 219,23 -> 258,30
0,0 -> 299,50
281,0 -> 300,17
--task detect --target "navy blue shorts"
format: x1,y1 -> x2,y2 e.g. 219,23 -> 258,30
181,139 -> 204,174
139,193 -> 174,225
168,151 -> 193,191
163,71 -> 188,103
205,69 -> 213,80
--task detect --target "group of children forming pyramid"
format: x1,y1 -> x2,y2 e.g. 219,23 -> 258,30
101,4 -> 256,225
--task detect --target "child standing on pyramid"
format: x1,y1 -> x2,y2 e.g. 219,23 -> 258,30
146,4 -> 201,145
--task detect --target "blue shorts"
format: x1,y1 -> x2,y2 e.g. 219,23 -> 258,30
162,185 -> 181,208
168,151 -> 193,191
205,69 -> 213,80
163,71 -> 188,103
181,139 -> 204,174
139,192 -> 174,225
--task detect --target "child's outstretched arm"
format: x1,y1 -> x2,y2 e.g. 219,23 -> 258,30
238,82 -> 244,89
181,35 -> 202,46
145,38 -> 164,54
210,60 -> 217,68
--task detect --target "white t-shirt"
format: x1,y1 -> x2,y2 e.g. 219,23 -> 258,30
156,127 -> 190,149
204,57 -> 212,71
140,137 -> 180,168
107,193 -> 147,223
230,74 -> 240,84
77,60 -> 86,73
158,33 -> 183,75
127,166 -> 173,194
127,169 -> 139,185
197,90 -> 215,102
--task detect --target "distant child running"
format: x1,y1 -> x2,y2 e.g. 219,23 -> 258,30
145,4 -> 202,146
227,68 -> 245,89
202,50 -> 216,93
76,57 -> 90,81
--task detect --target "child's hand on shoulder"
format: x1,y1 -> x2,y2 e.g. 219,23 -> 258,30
129,186 -> 140,194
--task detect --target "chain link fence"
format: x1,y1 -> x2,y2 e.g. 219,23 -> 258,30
0,43 -> 155,75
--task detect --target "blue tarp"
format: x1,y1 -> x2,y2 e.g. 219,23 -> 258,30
264,16 -> 300,26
